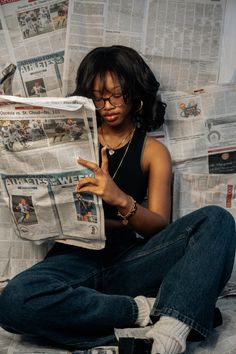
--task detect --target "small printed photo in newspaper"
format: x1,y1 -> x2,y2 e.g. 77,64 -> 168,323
25,78 -> 47,98
73,192 -> 98,224
43,117 -> 87,146
208,150 -> 236,174
177,97 -> 202,120
12,194 -> 37,226
16,0 -> 68,40
0,118 -> 47,153
50,1 -> 69,30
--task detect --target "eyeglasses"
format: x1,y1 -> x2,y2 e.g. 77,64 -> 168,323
92,93 -> 125,110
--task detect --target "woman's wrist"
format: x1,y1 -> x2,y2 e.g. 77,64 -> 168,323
117,195 -> 137,225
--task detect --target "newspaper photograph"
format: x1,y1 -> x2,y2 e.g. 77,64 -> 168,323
0,0 -> 69,95
0,95 -> 105,249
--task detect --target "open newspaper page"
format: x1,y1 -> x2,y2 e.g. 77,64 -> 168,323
0,6 -> 20,95
163,84 -> 236,173
219,0 -> 236,84
0,0 -> 69,96
0,95 -> 105,250
62,0 -> 147,95
63,0 -> 226,96
144,0 -> 226,91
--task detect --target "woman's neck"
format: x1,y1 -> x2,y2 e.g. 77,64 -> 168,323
98,121 -> 135,151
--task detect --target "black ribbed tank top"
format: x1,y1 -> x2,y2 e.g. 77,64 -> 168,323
100,129 -> 148,220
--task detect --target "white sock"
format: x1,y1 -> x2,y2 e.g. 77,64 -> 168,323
147,316 -> 191,354
134,295 -> 155,327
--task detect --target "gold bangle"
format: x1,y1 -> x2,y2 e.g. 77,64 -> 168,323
117,196 -> 137,225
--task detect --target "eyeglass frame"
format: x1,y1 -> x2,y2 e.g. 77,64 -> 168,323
92,93 -> 127,111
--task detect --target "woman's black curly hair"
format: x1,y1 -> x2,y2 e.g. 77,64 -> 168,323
72,45 -> 166,132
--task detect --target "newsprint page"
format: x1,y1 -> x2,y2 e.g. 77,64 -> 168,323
0,95 -> 105,281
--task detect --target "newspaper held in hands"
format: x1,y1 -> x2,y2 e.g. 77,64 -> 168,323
0,95 -> 105,250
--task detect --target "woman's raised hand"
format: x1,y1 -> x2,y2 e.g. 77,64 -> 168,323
76,146 -> 126,207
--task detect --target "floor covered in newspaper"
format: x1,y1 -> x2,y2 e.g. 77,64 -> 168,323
0,297 -> 235,353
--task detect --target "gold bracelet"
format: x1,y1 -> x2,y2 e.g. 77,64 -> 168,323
117,196 -> 137,225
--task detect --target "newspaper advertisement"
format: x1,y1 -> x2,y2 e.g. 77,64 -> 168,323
0,0 -> 69,95
0,95 -> 105,249
163,84 -> 236,173
63,0 -> 226,96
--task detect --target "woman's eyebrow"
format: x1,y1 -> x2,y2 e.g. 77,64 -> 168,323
92,85 -> 121,92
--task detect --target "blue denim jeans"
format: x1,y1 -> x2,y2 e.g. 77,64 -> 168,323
0,206 -> 235,350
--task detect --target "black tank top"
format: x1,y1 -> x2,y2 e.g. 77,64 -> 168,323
100,128 -> 148,220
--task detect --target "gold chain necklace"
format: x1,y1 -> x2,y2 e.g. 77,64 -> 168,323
101,126 -> 134,156
112,128 -> 135,179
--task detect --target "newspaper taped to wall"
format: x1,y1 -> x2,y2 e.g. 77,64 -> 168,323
0,95 -> 105,250
0,0 -> 69,96
63,0 -> 226,95
172,171 -> 236,221
163,84 -> 236,173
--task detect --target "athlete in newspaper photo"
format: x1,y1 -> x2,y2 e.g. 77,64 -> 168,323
17,7 -> 53,39
52,119 -> 85,143
51,1 -> 69,30
14,197 -> 35,225
74,192 -> 97,223
0,46 -> 235,354
0,120 -> 28,151
30,80 -> 47,97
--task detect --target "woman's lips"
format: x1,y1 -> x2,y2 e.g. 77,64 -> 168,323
103,114 -> 119,122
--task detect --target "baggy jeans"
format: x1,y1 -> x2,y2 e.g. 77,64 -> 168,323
0,205 -> 235,349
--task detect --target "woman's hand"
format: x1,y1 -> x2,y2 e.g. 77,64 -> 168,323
76,146 -> 129,208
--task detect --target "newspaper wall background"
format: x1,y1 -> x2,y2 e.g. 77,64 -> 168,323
0,0 -> 235,287
0,1 -> 236,353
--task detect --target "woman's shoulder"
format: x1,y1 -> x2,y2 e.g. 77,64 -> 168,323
145,136 -> 170,156
142,136 -> 172,172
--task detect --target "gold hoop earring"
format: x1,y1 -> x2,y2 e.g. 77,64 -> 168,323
135,100 -> 143,113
